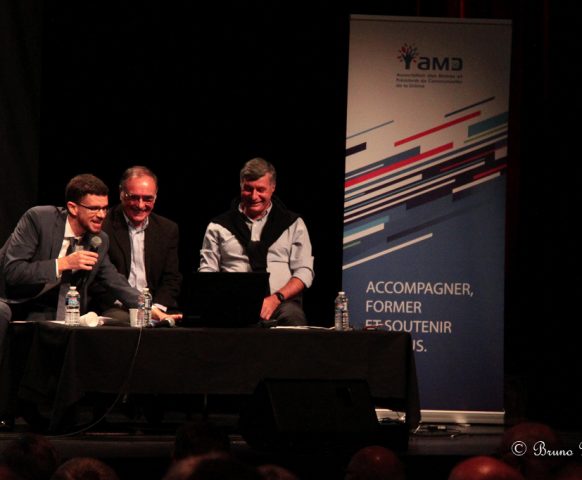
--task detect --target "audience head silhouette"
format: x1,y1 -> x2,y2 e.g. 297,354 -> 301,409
0,465 -> 25,480
448,455 -> 524,480
51,457 -> 119,480
172,420 -> 231,460
345,445 -> 405,480
257,464 -> 299,480
552,462 -> 582,480
0,433 -> 59,480
498,421 -> 565,479
163,452 -> 262,480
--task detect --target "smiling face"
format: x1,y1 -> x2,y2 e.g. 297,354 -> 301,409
120,175 -> 157,227
240,173 -> 275,220
67,194 -> 109,236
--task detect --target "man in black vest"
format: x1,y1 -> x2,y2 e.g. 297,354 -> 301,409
198,158 -> 314,325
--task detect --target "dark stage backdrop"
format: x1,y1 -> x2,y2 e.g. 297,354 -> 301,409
2,0 -> 581,428
35,1 -> 363,326
0,0 -> 41,244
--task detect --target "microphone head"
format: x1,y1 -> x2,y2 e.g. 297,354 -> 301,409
90,236 -> 103,251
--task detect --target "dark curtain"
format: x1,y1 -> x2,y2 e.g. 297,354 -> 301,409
0,0 -> 41,244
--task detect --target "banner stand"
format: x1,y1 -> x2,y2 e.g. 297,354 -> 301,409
344,15 -> 511,423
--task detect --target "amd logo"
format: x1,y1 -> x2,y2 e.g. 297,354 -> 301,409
417,56 -> 463,71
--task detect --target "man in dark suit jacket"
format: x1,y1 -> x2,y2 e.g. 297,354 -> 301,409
0,174 -> 139,321
89,166 -> 182,322
0,174 -> 140,430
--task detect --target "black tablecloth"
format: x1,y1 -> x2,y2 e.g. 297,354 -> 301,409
2,322 -> 420,431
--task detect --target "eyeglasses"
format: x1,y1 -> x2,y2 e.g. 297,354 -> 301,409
76,203 -> 109,213
123,192 -> 156,203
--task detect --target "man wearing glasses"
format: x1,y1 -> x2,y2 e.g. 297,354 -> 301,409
0,173 -> 140,325
0,174 -> 141,427
88,166 -> 182,323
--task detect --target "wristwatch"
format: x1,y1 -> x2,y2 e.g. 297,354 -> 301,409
274,291 -> 285,303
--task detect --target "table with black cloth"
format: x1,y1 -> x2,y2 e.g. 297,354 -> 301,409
2,321 -> 420,433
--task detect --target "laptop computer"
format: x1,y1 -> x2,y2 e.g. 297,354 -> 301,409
182,271 -> 270,328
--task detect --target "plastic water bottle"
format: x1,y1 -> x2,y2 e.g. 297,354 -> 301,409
334,291 -> 350,331
65,285 -> 81,326
138,287 -> 153,327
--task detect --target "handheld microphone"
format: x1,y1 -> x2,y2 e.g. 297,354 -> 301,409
89,236 -> 102,252
72,235 -> 103,288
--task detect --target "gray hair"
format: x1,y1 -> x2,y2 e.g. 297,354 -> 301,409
240,158 -> 276,185
119,166 -> 158,192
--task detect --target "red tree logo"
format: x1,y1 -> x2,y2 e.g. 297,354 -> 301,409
397,43 -> 419,69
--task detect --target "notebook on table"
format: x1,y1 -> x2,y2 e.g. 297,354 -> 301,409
182,271 -> 270,328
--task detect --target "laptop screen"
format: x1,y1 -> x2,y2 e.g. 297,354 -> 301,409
183,271 -> 270,327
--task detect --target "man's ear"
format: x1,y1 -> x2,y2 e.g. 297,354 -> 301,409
66,201 -> 78,217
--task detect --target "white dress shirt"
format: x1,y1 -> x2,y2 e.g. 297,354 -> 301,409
125,214 -> 148,293
199,205 -> 314,294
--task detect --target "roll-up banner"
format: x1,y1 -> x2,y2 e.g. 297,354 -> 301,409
343,15 -> 511,422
